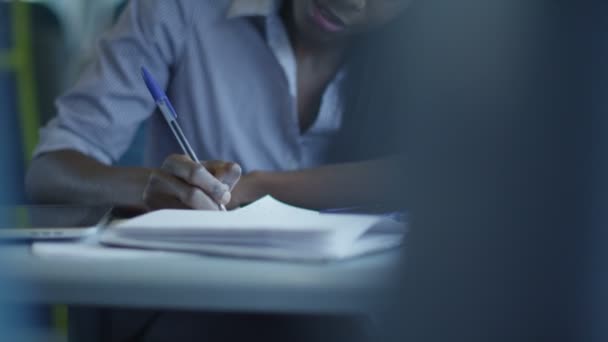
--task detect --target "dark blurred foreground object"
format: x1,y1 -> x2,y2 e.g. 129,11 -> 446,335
378,0 -> 608,341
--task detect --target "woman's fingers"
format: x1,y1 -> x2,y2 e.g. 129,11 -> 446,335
161,155 -> 231,205
143,169 -> 221,210
203,160 -> 242,190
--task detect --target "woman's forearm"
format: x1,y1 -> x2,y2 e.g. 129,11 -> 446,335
248,158 -> 405,210
26,150 -> 152,209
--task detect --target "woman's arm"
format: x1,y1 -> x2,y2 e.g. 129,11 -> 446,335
231,157 -> 405,210
26,150 -> 240,211
26,150 -> 153,209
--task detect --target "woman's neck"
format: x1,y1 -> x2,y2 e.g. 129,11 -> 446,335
280,1 -> 350,66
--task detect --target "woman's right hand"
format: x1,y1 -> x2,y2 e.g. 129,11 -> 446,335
142,154 -> 242,211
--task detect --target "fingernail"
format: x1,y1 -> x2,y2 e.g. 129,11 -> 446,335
220,191 -> 231,205
224,164 -> 242,188
230,163 -> 242,175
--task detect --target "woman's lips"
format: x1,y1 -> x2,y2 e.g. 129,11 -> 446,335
310,0 -> 346,33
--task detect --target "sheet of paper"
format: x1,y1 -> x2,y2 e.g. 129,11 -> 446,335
98,196 -> 405,261
98,233 -> 403,261
114,196 -> 324,232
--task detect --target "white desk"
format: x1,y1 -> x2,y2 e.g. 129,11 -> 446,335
0,243 -> 404,314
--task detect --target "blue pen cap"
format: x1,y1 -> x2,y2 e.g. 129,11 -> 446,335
141,66 -> 167,102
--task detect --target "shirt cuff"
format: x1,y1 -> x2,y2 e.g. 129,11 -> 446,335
33,124 -> 114,165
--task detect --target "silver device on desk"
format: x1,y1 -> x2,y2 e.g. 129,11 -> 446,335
0,205 -> 112,240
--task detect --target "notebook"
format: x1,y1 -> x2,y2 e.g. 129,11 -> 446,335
100,196 -> 406,261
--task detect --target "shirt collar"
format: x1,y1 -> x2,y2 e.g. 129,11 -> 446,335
227,0 -> 282,18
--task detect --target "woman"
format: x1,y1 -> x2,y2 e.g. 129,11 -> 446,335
27,1 -> 412,340
26,0 -> 411,213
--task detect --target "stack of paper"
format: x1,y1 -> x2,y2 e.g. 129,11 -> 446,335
100,196 -> 406,261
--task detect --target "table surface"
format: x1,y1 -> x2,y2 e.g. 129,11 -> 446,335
0,242 -> 404,314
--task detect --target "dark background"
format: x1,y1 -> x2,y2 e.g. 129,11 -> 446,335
380,0 -> 608,341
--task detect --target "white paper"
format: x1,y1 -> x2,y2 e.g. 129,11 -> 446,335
98,196 -> 405,261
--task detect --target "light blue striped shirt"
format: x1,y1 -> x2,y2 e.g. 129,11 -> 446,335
34,0 -> 346,173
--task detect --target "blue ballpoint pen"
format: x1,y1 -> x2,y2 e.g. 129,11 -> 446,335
141,66 -> 227,211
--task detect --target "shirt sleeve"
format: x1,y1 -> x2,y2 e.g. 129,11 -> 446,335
33,0 -> 192,164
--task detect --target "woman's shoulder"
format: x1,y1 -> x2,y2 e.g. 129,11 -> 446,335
128,0 -> 233,24
174,0 -> 235,24
130,0 -> 233,30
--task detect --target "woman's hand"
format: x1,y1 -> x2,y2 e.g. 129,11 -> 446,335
143,154 -> 242,211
